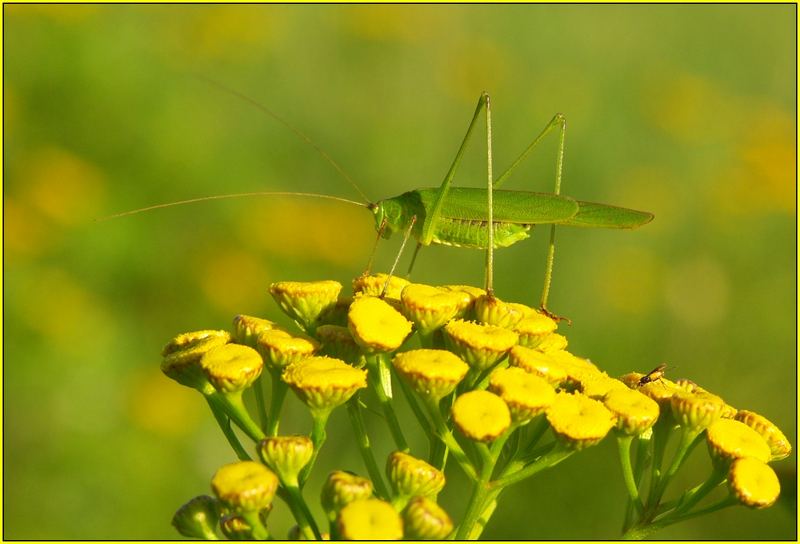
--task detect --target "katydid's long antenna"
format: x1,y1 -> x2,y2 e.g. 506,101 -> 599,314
98,191 -> 368,221
197,75 -> 371,204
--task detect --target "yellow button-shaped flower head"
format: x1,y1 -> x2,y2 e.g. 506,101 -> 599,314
316,324 -> 364,367
386,451 -> 446,499
353,273 -> 410,301
320,471 -> 374,519
400,283 -> 464,335
403,496 -> 453,540
438,284 -> 486,319
257,329 -> 319,372
670,391 -> 725,433
392,349 -> 469,402
211,461 -> 279,513
489,367 -> 556,423
282,356 -> 367,414
337,498 -> 403,540
535,332 -> 569,353
546,392 -> 616,450
269,280 -> 342,331
623,371 -> 680,409
735,410 -> 792,461
348,296 -> 412,353
232,315 -> 278,347
258,436 -> 314,486
706,419 -> 772,467
508,345 -> 568,387
171,495 -> 222,540
473,294 -> 528,329
578,373 -> 629,399
452,390 -> 511,442
603,388 -> 660,436
444,319 -> 518,371
200,344 -> 263,394
161,330 -> 231,391
514,312 -> 558,348
728,457 -> 781,509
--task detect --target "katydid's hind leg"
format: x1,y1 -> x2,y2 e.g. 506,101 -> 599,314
483,92 -> 496,297
380,216 -> 417,298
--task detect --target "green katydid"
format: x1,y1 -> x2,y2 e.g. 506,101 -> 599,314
107,88 -> 653,320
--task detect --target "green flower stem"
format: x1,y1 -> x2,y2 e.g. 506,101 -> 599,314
618,435 -> 645,516
205,395 -> 252,461
493,442 -> 574,489
624,434 -> 652,532
622,495 -> 736,540
346,397 -> 391,500
367,355 -> 408,451
211,390 -> 266,442
669,466 -> 727,517
645,418 -> 674,510
266,373 -> 289,437
467,491 -> 501,540
651,427 -> 703,506
253,375 -> 269,434
424,398 -> 477,481
285,484 -> 322,540
392,369 -> 445,468
240,510 -> 269,540
299,410 -> 330,486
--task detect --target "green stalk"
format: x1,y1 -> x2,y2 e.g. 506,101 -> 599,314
266,373 -> 289,437
213,390 -> 266,442
455,432 -> 510,539
299,410 -> 330,486
645,417 -> 674,510
240,510 -> 269,540
253,375 -> 269,434
367,355 -> 408,451
651,427 -> 703,505
617,435 -> 644,516
346,398 -> 391,499
285,484 -> 322,540
423,398 -> 477,480
493,443 -> 574,489
206,395 -> 252,461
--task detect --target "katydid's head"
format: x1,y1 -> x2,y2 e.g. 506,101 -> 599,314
370,197 -> 415,240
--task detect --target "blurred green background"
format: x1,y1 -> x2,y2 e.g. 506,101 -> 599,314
3,4 -> 796,539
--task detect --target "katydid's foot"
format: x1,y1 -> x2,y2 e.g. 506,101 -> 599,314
540,306 -> 572,326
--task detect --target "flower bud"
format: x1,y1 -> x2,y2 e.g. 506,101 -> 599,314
257,329 -> 319,372
320,471 -> 373,518
473,295 -> 528,329
232,315 -> 279,347
161,330 -> 231,392
386,451 -> 445,499
282,356 -> 367,414
670,391 -> 725,433
392,349 -> 469,402
488,366 -> 556,423
603,388 -> 660,436
546,392 -> 616,450
444,319 -> 518,371
514,312 -> 558,348
534,332 -> 568,352
403,496 -> 453,540
337,498 -> 403,540
316,324 -> 364,366
508,345 -> 568,386
220,514 -> 252,540
352,273 -> 409,301
348,296 -> 412,353
400,283 -> 464,335
735,410 -> 792,461
171,495 -> 221,540
452,390 -> 511,442
270,280 -> 342,331
200,344 -> 263,394
258,436 -> 314,486
728,457 -> 781,509
211,461 -> 279,513
438,284 -> 485,319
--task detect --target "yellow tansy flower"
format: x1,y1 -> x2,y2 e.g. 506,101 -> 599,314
473,294 -> 528,329
735,410 -> 792,461
508,345 -> 568,386
258,436 -> 314,485
728,457 -> 781,508
452,390 -> 512,442
282,356 -> 367,413
403,496 -> 453,540
337,498 -> 403,540
546,392 -> 616,450
257,329 -> 319,371
438,284 -> 486,318
670,391 -> 725,432
386,451 -> 446,498
211,461 -> 279,512
352,273 -> 409,301
603,387 -> 660,436
534,332 -> 569,352
514,312 -> 558,348
706,419 -> 772,466
161,330 -> 231,390
400,283 -> 464,335
348,296 -> 412,353
321,471 -> 374,519
392,349 -> 469,401
269,280 -> 342,330
200,344 -> 263,394
315,324 -> 364,366
444,319 -> 518,371
488,366 -> 556,423
232,314 -> 279,347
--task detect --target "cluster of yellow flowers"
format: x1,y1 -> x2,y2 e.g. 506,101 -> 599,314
162,273 -> 790,540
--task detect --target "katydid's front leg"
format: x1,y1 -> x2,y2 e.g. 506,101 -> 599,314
494,113 -> 570,323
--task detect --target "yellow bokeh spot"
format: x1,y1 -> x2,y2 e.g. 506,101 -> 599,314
594,246 -> 661,315
3,196 -> 52,258
126,367 -> 203,436
196,249 -> 271,315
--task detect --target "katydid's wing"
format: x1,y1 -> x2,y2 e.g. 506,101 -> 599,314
417,187 -> 579,224
560,201 -> 654,229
